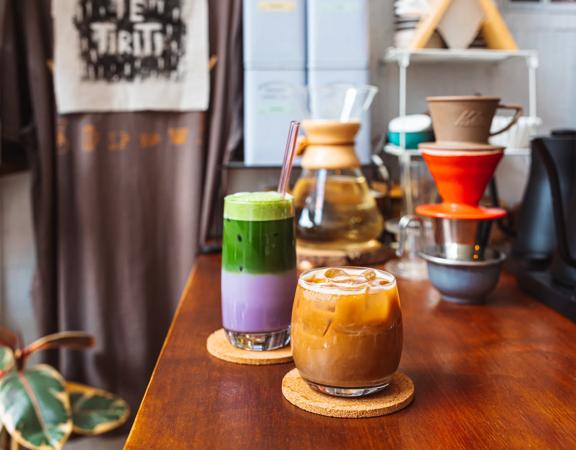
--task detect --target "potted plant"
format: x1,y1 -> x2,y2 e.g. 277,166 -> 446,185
0,327 -> 129,450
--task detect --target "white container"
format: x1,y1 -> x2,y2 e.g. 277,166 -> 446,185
243,0 -> 306,69
307,70 -> 373,164
489,116 -> 542,149
244,70 -> 306,166
307,0 -> 369,69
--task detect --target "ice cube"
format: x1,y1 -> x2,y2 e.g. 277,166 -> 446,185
324,268 -> 348,279
328,275 -> 364,285
348,276 -> 368,285
314,299 -> 336,313
330,276 -> 366,287
334,294 -> 366,332
361,269 -> 377,281
301,302 -> 334,336
364,290 -> 400,326
303,273 -> 325,284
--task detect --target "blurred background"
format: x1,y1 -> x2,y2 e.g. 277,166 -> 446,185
1,0 -> 575,447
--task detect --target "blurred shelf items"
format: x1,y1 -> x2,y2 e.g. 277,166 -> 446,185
393,0 -> 518,50
382,47 -> 540,226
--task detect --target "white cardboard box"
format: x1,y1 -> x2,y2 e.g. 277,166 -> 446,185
244,70 -> 306,166
243,0 -> 306,69
307,0 -> 369,69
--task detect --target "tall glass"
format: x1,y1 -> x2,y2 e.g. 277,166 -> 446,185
221,192 -> 296,351
291,267 -> 403,397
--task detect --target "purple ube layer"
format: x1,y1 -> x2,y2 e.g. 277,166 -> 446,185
221,269 -> 296,333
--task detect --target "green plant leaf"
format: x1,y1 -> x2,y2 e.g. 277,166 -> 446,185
66,382 -> 129,436
0,348 -> 14,374
21,332 -> 94,359
0,365 -> 72,450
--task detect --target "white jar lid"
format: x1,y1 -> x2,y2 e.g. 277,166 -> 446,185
389,114 -> 432,133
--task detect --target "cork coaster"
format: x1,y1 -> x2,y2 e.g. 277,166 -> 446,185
282,369 -> 414,418
206,329 -> 293,365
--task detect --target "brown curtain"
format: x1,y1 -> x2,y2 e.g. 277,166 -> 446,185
19,0 -> 59,348
10,0 -> 242,413
200,0 -> 243,245
0,0 -> 30,174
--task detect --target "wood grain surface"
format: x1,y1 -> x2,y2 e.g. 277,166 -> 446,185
126,255 -> 576,449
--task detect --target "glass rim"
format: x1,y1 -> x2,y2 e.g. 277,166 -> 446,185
298,266 -> 397,292
223,191 -> 294,222
224,191 -> 294,204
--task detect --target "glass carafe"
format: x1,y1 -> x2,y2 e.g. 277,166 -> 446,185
293,117 -> 383,249
294,168 -> 383,244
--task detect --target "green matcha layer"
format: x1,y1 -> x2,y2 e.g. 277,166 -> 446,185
224,192 -> 294,222
222,218 -> 296,274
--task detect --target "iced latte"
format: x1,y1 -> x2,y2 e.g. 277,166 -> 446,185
291,267 -> 403,397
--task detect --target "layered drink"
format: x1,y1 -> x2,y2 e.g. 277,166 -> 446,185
221,192 -> 296,350
292,267 -> 402,397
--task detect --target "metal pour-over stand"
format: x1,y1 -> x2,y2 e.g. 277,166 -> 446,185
381,48 -> 539,280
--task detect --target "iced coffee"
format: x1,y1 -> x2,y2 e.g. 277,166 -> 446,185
291,267 -> 403,397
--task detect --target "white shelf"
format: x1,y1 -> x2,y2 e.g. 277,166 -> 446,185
384,144 -> 530,157
382,46 -> 538,216
384,144 -> 421,157
383,48 -> 538,65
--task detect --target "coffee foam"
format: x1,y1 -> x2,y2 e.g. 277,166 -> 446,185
299,267 -> 396,295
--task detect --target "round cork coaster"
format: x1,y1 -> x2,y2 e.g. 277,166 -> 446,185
281,369 -> 414,418
206,329 -> 293,365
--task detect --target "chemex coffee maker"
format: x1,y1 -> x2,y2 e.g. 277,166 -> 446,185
293,84 -> 386,265
511,130 -> 576,319
391,96 -> 522,303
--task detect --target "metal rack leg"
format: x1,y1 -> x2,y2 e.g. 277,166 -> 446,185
527,54 -> 539,119
398,55 -> 414,214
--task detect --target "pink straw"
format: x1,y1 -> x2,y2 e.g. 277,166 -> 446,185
277,120 -> 301,195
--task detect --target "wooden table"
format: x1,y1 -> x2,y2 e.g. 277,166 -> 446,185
126,255 -> 576,449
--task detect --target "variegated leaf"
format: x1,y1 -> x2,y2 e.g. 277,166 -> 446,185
0,347 -> 14,374
0,365 -> 72,450
66,383 -> 129,436
22,332 -> 94,359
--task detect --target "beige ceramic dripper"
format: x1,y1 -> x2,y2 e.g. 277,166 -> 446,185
297,120 -> 361,170
427,96 -> 523,144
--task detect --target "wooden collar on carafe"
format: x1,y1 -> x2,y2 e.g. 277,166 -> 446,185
298,120 -> 361,170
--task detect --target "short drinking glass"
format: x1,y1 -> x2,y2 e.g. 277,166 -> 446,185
292,267 -> 403,397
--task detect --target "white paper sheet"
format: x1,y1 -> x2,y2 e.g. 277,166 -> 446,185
53,0 -> 209,113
